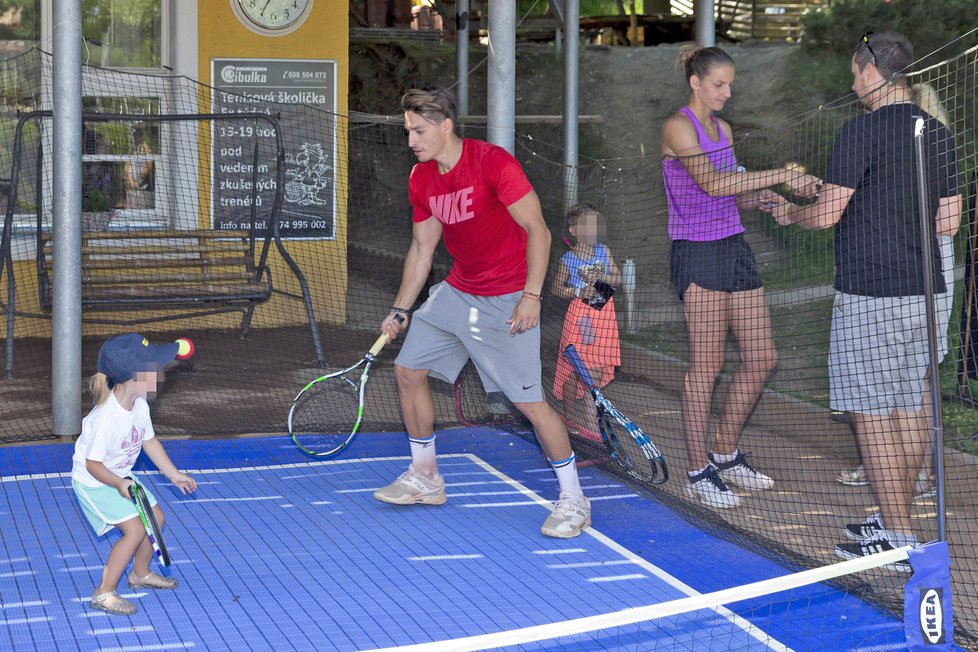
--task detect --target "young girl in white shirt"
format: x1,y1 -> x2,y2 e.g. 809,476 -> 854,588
71,333 -> 198,616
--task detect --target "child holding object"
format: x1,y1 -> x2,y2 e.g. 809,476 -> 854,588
71,333 -> 197,616
551,203 -> 623,440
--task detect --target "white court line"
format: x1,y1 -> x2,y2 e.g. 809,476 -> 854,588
369,542 -> 912,652
532,548 -> 587,555
71,592 -> 146,603
180,496 -> 284,504
447,490 -> 527,497
587,573 -> 648,583
89,625 -> 155,635
0,616 -> 53,626
0,571 -> 35,579
405,453 -> 794,652
462,494 -> 638,508
407,554 -> 484,562
0,455 -> 421,484
4,451 -> 788,650
98,644 -> 195,651
547,560 -> 638,570
60,565 -> 104,573
522,468 -> 579,474
0,557 -> 29,564
337,480 -> 505,494
0,600 -> 47,609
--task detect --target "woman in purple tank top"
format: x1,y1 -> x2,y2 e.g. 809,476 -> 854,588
660,46 -> 822,510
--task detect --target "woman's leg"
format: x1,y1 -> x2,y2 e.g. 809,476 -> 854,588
714,287 -> 778,454
681,283 -> 730,471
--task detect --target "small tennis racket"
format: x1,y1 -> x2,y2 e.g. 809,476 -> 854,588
289,326 -> 399,457
127,476 -> 170,567
562,344 -> 668,484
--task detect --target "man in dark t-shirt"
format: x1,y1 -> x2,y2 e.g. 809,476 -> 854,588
772,31 -> 961,569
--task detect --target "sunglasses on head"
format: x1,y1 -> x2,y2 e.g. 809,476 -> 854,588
861,32 -> 878,67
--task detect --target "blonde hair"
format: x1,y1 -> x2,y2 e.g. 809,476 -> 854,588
677,45 -> 735,82
88,372 -> 111,407
913,82 -> 949,126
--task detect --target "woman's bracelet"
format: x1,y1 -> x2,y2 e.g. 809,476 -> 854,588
522,291 -> 542,301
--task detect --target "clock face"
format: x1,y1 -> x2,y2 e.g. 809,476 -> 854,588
235,0 -> 312,33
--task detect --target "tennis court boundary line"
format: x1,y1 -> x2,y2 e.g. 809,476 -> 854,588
457,453 -> 793,652
2,450 -> 795,650
366,541 -> 911,652
0,454 -> 426,483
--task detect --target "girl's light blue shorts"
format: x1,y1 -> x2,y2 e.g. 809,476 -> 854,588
72,475 -> 158,536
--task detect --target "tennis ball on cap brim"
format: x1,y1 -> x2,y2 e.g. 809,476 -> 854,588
175,338 -> 194,360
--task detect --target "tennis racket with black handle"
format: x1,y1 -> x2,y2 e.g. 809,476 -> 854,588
289,324 -> 399,457
562,344 -> 668,484
127,476 -> 170,567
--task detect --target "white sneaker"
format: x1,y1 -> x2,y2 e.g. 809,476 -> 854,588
686,464 -> 740,509
541,492 -> 591,538
709,451 -> 774,491
914,470 -> 935,497
373,467 -> 446,505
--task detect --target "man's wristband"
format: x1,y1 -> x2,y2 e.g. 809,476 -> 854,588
390,306 -> 411,314
522,291 -> 542,301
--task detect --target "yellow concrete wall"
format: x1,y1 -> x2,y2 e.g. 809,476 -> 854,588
197,0 -> 350,330
1,2 -> 349,340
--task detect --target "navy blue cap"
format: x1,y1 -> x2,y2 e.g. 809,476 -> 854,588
96,333 -> 179,387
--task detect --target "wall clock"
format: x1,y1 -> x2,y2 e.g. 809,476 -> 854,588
233,0 -> 312,35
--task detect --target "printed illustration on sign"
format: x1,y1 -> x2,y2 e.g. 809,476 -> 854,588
285,143 -> 331,206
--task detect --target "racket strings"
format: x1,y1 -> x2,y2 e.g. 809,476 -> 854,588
598,413 -> 664,484
289,372 -> 365,454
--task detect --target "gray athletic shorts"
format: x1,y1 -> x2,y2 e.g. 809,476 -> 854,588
829,292 -> 929,415
395,282 -> 544,403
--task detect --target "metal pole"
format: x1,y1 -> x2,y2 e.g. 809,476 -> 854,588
562,0 -> 579,210
51,0 -> 83,436
695,0 -> 715,47
914,117 -> 946,542
455,0 -> 469,126
487,1 -> 516,153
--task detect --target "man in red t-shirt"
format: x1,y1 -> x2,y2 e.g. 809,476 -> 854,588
375,87 -> 590,538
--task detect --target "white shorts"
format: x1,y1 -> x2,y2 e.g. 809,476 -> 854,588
395,282 -> 545,403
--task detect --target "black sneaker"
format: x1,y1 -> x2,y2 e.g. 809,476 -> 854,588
843,513 -> 884,541
834,536 -> 912,573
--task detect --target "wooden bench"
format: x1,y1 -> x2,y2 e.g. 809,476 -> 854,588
38,229 -> 272,315
1,110 -> 325,378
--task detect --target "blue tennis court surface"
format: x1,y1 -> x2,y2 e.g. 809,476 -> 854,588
0,428 -> 905,651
